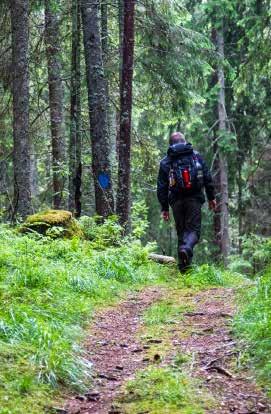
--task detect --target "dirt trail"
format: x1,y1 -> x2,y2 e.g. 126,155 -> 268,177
178,287 -> 271,413
64,287 -> 164,414
63,285 -> 271,414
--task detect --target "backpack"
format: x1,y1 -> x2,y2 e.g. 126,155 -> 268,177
169,152 -> 204,194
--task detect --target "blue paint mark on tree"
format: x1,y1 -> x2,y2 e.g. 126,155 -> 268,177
98,172 -> 110,189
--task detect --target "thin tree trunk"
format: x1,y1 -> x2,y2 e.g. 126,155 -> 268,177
69,0 -> 82,217
81,0 -> 114,218
44,0 -> 65,209
116,0 -> 136,230
212,26 -> 230,262
101,0 -> 111,149
116,0 -> 124,161
10,0 -> 32,219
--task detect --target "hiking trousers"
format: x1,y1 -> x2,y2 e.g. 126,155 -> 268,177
172,197 -> 202,270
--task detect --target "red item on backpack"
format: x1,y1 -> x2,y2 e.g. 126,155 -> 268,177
182,168 -> 192,189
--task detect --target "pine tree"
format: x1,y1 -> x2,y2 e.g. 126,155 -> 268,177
10,0 -> 32,219
44,0 -> 65,209
81,0 -> 114,218
69,0 -> 82,217
116,0 -> 136,230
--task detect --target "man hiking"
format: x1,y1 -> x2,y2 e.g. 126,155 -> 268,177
157,132 -> 217,271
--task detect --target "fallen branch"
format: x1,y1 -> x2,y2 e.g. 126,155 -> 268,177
148,253 -> 176,265
205,365 -> 234,378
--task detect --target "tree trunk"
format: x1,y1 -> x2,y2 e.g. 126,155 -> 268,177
69,0 -> 82,217
116,0 -> 124,161
116,0 -> 136,230
81,0 -> 114,218
44,0 -> 65,209
10,0 -> 32,219
212,26 -> 230,262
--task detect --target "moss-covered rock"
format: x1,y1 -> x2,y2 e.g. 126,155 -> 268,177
21,210 -> 84,238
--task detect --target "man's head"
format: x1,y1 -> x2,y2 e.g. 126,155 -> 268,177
169,131 -> 186,145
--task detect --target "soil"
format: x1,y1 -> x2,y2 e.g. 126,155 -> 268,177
179,287 -> 271,414
64,287 -> 164,414
63,286 -> 271,414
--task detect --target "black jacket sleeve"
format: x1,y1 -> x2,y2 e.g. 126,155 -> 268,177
199,155 -> 215,201
157,162 -> 169,211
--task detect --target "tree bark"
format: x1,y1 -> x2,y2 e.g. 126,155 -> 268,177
69,0 -> 82,217
116,0 -> 124,161
116,0 -> 136,230
81,0 -> 114,218
10,0 -> 32,219
44,0 -> 65,209
212,26 -> 230,262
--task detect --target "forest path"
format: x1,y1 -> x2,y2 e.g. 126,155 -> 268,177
63,284 -> 271,414
64,286 -> 165,414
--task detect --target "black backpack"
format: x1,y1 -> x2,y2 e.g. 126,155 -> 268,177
169,152 -> 204,193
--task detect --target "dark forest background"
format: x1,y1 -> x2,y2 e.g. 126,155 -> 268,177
1,0 -> 271,268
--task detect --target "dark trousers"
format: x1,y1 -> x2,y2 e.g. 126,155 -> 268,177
172,198 -> 202,269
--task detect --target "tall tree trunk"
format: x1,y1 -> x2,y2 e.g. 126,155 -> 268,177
81,0 -> 114,218
116,0 -> 124,160
101,1 -> 111,148
10,0 -> 32,219
44,0 -> 65,209
69,0 -> 82,217
212,26 -> 230,262
116,0 -> 136,230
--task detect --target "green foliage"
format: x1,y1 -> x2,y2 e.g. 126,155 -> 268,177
131,200 -> 149,239
79,215 -> 122,248
235,266 -> 271,394
229,235 -> 271,275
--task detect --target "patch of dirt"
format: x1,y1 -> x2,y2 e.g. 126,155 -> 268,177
177,287 -> 271,414
64,287 -> 164,414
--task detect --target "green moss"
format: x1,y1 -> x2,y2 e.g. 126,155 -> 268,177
116,366 -> 212,413
21,210 -> 84,239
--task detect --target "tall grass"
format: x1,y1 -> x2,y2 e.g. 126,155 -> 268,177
235,266 -> 271,394
0,225 -> 159,412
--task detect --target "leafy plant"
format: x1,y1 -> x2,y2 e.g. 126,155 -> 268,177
79,215 -> 123,248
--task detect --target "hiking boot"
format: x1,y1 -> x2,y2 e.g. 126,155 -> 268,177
178,248 -> 191,272
180,249 -> 189,267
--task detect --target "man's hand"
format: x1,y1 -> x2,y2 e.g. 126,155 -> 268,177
161,211 -> 170,221
208,199 -> 217,212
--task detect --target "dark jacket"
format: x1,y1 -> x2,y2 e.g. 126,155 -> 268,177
157,143 -> 215,211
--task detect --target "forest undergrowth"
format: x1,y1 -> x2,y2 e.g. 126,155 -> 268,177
0,222 -> 270,413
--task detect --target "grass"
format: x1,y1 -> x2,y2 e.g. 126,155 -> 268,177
0,223 -> 247,413
115,364 -> 213,413
234,265 -> 271,394
0,225 -> 164,413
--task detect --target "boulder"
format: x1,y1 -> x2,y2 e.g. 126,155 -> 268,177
21,209 -> 83,238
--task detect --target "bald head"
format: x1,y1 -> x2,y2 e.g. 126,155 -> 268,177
169,132 -> 186,145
